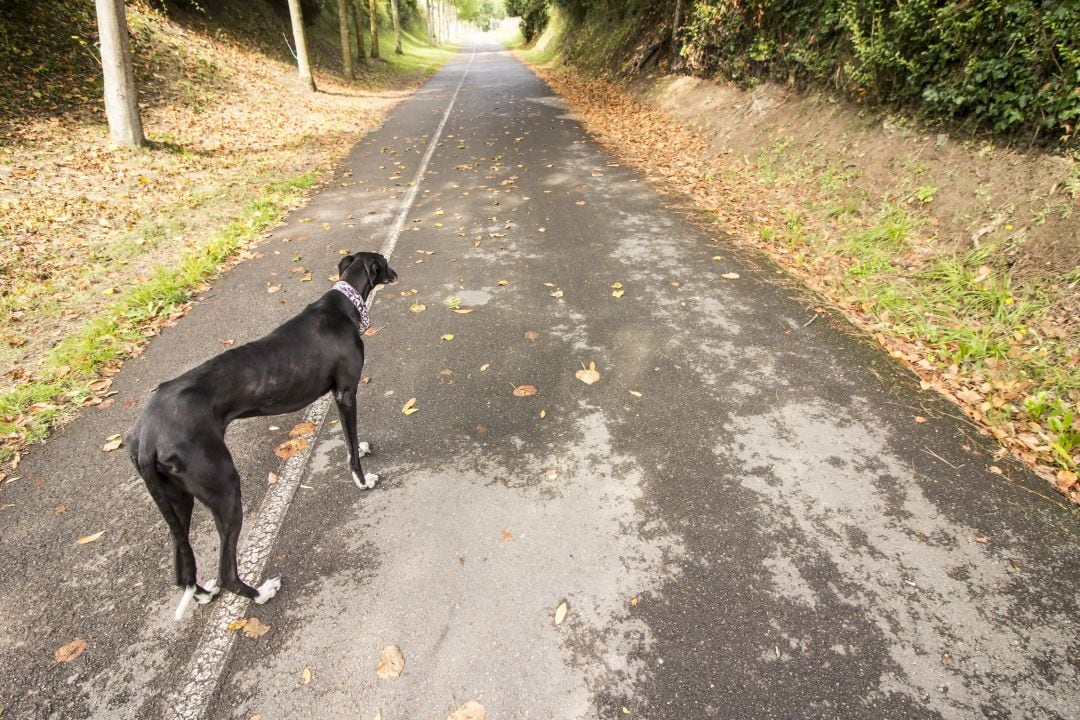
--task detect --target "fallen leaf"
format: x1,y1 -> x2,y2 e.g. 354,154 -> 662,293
242,617 -> 270,638
554,601 -> 568,626
550,289 -> 564,299
102,437 -> 123,452
497,280 -> 509,286
524,330 -> 540,341
274,437 -> 309,459
914,416 -> 928,423
612,289 -> 625,298
409,303 -> 427,314
721,272 -> 740,280
402,398 -> 419,415
974,534 -> 990,544
453,307 -> 476,314
629,390 -> 642,397
513,385 -> 539,397
611,282 -> 623,289
375,645 -> 405,678
227,618 -> 248,631
575,361 -> 601,385
630,597 -> 639,607
54,638 -> 87,663
400,289 -> 418,297
545,468 -> 558,479
266,284 -> 281,294
479,363 -> 490,372
268,472 -> 278,485
289,422 -> 317,437
301,665 -> 312,685
76,531 -> 104,545
1056,469 -> 1078,493
539,409 -> 546,419
447,701 -> 486,720
441,334 -> 455,341
501,528 -> 515,542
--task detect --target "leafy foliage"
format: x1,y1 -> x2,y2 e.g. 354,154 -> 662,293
505,0 -> 549,41
680,0 -> 1080,147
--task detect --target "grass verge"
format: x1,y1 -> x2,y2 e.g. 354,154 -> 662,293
0,174 -> 316,464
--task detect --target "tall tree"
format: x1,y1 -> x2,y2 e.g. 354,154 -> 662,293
94,0 -> 144,147
426,0 -> 436,46
338,0 -> 354,79
368,0 -> 380,59
390,0 -> 403,55
286,0 -> 316,91
351,0 -> 366,63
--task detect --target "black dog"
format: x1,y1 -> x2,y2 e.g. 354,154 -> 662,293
127,251 -> 397,620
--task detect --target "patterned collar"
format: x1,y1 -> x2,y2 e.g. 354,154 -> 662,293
333,281 -> 370,332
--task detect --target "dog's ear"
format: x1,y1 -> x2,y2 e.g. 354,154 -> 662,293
337,253 -> 358,278
364,254 -> 384,280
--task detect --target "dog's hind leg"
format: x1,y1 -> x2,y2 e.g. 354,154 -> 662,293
168,490 -> 220,606
333,384 -> 378,490
197,459 -> 280,604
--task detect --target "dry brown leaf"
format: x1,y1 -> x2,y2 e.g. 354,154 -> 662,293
54,638 -> 87,663
289,422 -> 317,437
513,385 -> 539,397
76,531 -> 104,545
524,330 -> 540,341
448,701 -> 487,720
267,472 -> 278,485
242,617 -> 270,638
501,528 -> 515,542
102,435 -> 122,452
375,645 -> 405,678
274,437 -> 309,459
401,398 -> 419,415
575,361 -> 601,385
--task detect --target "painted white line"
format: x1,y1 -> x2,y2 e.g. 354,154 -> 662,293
166,47 -> 476,720
380,46 -> 477,260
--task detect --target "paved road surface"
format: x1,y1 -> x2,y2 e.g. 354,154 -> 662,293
2,38 -> 1078,720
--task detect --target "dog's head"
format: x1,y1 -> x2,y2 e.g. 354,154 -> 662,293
338,251 -> 398,293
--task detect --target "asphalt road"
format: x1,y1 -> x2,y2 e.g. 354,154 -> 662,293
2,37 -> 1078,720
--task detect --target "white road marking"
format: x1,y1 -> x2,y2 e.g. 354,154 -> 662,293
166,47 -> 476,720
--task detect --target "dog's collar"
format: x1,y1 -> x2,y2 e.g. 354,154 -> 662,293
333,281 -> 370,332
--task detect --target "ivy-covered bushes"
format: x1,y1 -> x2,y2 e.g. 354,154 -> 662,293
680,0 -> 1080,147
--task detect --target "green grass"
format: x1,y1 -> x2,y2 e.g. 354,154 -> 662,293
0,173 -> 317,459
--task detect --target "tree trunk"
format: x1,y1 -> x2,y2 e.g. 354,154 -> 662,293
390,0 -> 403,54
93,0 -> 144,147
368,0 -> 380,59
351,0 -> 366,62
672,0 -> 683,70
286,0 -> 316,91
426,0 -> 435,46
338,0 -> 353,79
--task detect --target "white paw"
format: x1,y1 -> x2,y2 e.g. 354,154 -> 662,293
194,579 -> 220,604
352,470 -> 379,490
358,441 -> 372,457
253,576 -> 281,605
174,585 -> 196,621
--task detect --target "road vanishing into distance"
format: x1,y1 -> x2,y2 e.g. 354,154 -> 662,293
2,37 -> 1078,720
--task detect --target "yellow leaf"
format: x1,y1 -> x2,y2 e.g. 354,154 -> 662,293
402,398 -> 419,415
575,361 -> 601,385
301,666 -> 312,685
227,619 -> 248,631
513,385 -> 539,397
102,437 -> 122,452
409,303 -> 427,314
375,645 -> 405,678
289,422 -> 317,437
721,272 -> 740,280
497,280 -> 509,286
629,390 -> 642,397
76,531 -> 104,545
550,289 -> 563,299
54,638 -> 87,663
400,288 -> 418,297
554,601 -> 568,626
480,363 -> 490,372
611,282 -> 623,289
539,409 -> 546,419
612,289 -> 625,298
441,334 -> 455,341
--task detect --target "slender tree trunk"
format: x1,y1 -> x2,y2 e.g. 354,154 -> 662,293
286,0 -> 316,91
368,0 -> 380,59
351,0 -> 366,62
442,0 -> 449,42
390,0 -> 403,54
672,0 -> 683,70
338,0 -> 353,79
426,0 -> 435,46
94,0 -> 144,147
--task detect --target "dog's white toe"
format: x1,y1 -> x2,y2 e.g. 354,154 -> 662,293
358,441 -> 372,457
175,585 -> 196,621
194,579 -> 220,604
363,472 -> 379,489
253,576 -> 281,605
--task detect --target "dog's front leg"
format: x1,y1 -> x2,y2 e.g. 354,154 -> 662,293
334,386 -> 377,489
